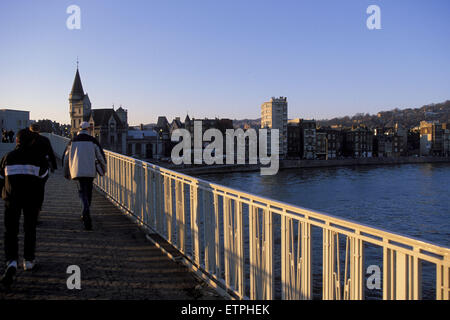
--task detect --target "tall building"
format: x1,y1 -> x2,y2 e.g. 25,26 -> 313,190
261,97 -> 288,158
69,67 -> 127,154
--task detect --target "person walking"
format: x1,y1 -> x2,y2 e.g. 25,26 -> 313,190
0,129 -> 48,287
2,129 -> 8,143
29,124 -> 57,223
8,130 -> 14,143
63,122 -> 106,230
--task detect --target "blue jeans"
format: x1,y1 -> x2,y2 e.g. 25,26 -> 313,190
76,177 -> 94,216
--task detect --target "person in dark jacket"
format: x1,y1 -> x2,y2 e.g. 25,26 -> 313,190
62,122 -> 106,230
8,130 -> 14,143
29,124 -> 57,220
0,129 -> 48,287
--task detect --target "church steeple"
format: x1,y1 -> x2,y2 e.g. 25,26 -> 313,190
70,67 -> 84,101
69,64 -> 90,137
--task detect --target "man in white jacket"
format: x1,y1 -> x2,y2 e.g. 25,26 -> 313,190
63,122 -> 106,230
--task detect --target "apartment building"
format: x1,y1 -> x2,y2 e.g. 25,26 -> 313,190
261,97 -> 288,158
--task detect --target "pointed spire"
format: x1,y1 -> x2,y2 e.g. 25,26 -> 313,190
70,66 -> 84,101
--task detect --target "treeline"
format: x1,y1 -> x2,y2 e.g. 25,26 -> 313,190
32,119 -> 71,137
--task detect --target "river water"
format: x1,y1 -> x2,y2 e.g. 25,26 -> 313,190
200,163 -> 450,299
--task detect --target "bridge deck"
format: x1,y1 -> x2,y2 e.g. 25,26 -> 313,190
0,168 -> 221,300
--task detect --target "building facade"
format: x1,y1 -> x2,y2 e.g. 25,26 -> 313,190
316,127 -> 343,159
0,109 -> 30,137
343,125 -> 373,158
127,126 -> 157,159
287,119 -> 317,159
261,97 -> 288,158
419,121 -> 448,156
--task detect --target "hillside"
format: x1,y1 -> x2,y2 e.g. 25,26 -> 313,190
317,100 -> 450,129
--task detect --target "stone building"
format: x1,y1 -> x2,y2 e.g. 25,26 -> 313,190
444,126 -> 450,157
154,116 -> 172,159
316,127 -> 343,159
184,116 -> 233,151
287,123 -> 301,158
69,67 -> 127,154
287,119 -> 316,159
88,108 -> 127,154
127,127 -> 157,159
373,123 -> 407,157
315,131 -> 327,160
343,125 -> 373,158
420,121 -> 448,156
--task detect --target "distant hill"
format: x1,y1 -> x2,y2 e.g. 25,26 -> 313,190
232,118 -> 261,129
317,100 -> 450,129
133,100 -> 450,131
231,100 -> 450,129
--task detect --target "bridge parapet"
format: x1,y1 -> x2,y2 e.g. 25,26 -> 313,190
44,133 -> 450,300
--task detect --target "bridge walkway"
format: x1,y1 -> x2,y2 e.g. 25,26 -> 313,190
0,167 -> 221,300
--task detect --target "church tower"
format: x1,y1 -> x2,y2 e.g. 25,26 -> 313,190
69,67 -> 91,137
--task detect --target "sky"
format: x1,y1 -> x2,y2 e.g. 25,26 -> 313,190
0,0 -> 449,126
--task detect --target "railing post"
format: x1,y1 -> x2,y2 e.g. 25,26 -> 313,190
383,246 -> 423,300
223,196 -> 231,290
155,172 -> 164,235
214,193 -> 221,277
349,235 -> 364,300
249,205 -> 274,300
237,200 -> 244,298
301,220 -> 312,299
190,183 -> 200,265
436,262 -> 449,300
282,217 -> 312,300
203,188 -> 215,273
222,196 -> 245,298
164,176 -> 173,242
149,170 -> 156,230
264,208 -> 274,299
175,180 -> 186,253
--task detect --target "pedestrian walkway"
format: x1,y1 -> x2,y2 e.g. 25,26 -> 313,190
0,168 -> 222,300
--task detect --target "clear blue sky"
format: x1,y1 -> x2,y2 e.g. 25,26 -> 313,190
1,0 -> 449,125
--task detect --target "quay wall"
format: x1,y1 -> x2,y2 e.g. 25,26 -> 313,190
176,156 -> 450,175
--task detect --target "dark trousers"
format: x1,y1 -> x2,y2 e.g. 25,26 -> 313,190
4,201 -> 39,262
38,175 -> 49,211
76,177 -> 94,216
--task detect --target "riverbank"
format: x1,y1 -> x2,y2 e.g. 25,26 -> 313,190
172,156 -> 450,175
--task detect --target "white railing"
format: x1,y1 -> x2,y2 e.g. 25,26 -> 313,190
44,133 -> 450,300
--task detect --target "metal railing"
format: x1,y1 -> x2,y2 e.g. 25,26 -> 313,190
44,133 -> 450,300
